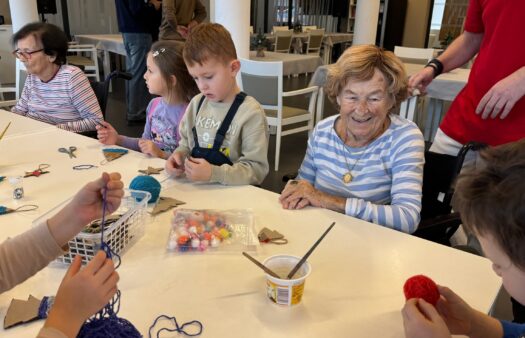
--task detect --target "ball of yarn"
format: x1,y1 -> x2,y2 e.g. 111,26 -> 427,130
403,274 -> 440,306
129,175 -> 161,203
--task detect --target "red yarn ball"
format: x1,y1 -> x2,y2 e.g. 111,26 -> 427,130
403,275 -> 440,306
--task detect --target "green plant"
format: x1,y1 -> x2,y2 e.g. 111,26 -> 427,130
250,30 -> 271,50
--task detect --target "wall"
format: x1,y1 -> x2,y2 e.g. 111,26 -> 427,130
402,0 -> 431,47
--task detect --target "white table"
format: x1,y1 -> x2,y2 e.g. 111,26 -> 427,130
0,110 -> 56,139
75,34 -> 126,83
249,51 -> 322,76
0,114 -> 501,337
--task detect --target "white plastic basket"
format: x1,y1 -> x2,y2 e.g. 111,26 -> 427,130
34,189 -> 150,265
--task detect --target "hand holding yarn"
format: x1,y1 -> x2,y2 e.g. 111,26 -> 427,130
69,172 -> 125,227
44,252 -> 119,337
184,157 -> 212,182
403,275 -> 440,306
138,139 -> 165,159
165,151 -> 186,177
97,121 -> 119,145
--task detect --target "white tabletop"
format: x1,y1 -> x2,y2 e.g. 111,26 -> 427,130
249,51 -> 322,76
75,34 -> 127,56
0,110 -> 56,139
404,63 -> 470,101
0,115 -> 501,337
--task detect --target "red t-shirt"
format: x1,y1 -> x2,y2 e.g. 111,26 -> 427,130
440,0 -> 525,146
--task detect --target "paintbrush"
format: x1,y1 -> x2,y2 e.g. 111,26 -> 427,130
242,252 -> 281,279
287,222 -> 335,279
0,121 -> 11,140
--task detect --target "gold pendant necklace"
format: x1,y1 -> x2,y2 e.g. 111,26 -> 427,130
342,172 -> 352,183
339,133 -> 367,184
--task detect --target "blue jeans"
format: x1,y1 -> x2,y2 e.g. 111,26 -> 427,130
122,32 -> 152,120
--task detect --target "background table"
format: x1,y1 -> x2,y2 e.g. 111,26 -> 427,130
249,51 -> 322,76
0,114 -> 501,337
75,34 -> 126,82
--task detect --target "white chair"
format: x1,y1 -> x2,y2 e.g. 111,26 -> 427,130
249,26 -> 254,34
303,25 -> 318,32
240,58 -> 318,171
272,26 -> 290,33
394,46 -> 435,64
273,30 -> 293,53
399,95 -> 419,122
67,44 -> 100,81
305,28 -> 325,56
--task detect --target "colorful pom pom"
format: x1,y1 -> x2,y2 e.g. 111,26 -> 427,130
403,275 -> 440,306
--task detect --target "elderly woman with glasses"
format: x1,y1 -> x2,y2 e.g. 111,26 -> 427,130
279,45 -> 425,233
10,22 -> 102,133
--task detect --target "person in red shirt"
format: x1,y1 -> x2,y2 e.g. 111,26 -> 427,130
410,0 -> 525,159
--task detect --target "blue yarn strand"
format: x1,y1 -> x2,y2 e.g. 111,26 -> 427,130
148,315 -> 203,337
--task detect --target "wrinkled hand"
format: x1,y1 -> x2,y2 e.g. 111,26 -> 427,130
184,157 -> 212,181
434,286 -> 475,335
138,139 -> 165,158
96,121 -> 119,145
165,151 -> 186,177
45,252 -> 119,337
279,179 -> 319,209
402,298 -> 451,338
476,69 -> 525,119
408,67 -> 435,96
177,25 -> 189,39
69,172 -> 124,226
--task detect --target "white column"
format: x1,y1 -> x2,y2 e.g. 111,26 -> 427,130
9,0 -> 39,33
353,0 -> 380,45
9,0 -> 38,99
213,0 -> 250,59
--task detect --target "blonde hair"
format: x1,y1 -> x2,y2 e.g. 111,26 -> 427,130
325,45 -> 408,110
183,23 -> 237,66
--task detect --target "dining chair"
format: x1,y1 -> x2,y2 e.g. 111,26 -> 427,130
303,25 -> 318,32
398,95 -> 418,122
240,58 -> 318,171
305,28 -> 325,56
272,26 -> 290,33
274,30 -> 293,53
67,44 -> 100,81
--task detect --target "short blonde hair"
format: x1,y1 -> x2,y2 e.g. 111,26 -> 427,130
325,45 -> 408,110
183,23 -> 237,66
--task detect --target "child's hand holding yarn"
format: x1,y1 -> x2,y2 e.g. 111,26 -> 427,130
166,151 -> 187,177
402,297 -> 450,338
97,121 -> 119,145
138,139 -> 166,159
184,157 -> 212,182
44,252 -> 119,338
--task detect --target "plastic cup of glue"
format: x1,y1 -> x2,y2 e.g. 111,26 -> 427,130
8,176 -> 24,200
262,255 -> 311,306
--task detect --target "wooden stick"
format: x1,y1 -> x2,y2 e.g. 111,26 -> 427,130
242,252 -> 281,279
287,222 -> 335,279
0,122 -> 11,140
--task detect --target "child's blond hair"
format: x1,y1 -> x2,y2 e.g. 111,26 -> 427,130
183,23 -> 237,66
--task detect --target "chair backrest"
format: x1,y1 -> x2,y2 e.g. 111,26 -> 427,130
394,46 -> 434,64
273,26 -> 290,33
306,28 -> 325,54
398,95 -> 418,122
249,26 -> 254,34
67,44 -> 100,81
274,30 -> 293,53
90,79 -> 109,119
239,59 -> 282,112
414,142 -> 487,244
303,25 -> 318,32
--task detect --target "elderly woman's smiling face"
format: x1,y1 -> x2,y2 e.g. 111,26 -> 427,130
337,68 -> 394,147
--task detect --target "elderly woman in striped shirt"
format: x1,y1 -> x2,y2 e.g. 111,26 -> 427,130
10,22 -> 102,133
279,45 -> 424,233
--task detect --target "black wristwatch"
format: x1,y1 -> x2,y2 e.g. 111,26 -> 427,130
425,58 -> 444,78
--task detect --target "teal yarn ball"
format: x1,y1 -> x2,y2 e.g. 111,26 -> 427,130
129,175 -> 161,203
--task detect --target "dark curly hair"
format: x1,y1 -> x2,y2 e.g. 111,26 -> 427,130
12,22 -> 68,65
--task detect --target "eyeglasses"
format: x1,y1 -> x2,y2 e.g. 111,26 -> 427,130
12,49 -> 44,60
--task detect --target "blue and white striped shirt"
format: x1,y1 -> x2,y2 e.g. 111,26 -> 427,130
297,114 -> 424,233
12,65 -> 103,133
